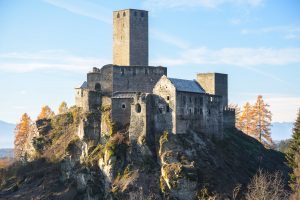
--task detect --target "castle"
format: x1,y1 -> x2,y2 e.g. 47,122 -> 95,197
75,9 -> 235,140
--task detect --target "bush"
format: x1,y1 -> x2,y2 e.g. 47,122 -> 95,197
245,169 -> 289,200
105,133 -> 127,159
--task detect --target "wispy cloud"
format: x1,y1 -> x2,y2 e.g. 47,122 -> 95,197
150,28 -> 190,49
0,50 -> 109,72
241,25 -> 300,40
143,0 -> 264,9
151,47 -> 300,84
152,47 -> 300,66
43,0 -> 111,24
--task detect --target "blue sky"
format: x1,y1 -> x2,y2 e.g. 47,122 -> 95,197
0,0 -> 299,127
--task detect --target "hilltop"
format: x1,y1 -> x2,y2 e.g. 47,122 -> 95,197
0,110 -> 290,199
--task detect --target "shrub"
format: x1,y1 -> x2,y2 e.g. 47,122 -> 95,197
245,169 -> 289,200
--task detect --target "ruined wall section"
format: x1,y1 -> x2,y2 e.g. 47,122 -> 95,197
75,89 -> 101,112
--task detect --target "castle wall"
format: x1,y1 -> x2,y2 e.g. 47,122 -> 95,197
112,66 -> 167,94
202,95 -> 223,137
196,73 -> 228,108
75,89 -> 101,112
223,108 -> 235,129
175,92 -> 204,134
111,97 -> 133,126
153,76 -> 176,134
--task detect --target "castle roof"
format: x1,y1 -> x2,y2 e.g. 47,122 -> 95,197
169,78 -> 205,94
79,81 -> 88,89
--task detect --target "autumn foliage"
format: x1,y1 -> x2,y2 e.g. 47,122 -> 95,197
58,101 -> 68,114
37,105 -> 55,120
14,113 -> 31,160
236,95 -> 273,147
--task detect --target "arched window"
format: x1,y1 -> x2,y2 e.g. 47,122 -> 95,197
95,83 -> 101,91
135,103 -> 141,113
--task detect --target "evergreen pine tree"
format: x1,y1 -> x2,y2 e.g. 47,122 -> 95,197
286,109 -> 300,194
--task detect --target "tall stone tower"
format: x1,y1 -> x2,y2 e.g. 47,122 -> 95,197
196,73 -> 228,108
113,9 -> 149,66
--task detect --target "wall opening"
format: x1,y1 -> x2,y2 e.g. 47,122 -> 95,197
166,104 -> 170,112
135,103 -> 141,113
123,12 -> 126,17
117,13 -> 120,18
167,96 -> 170,100
121,103 -> 126,109
95,83 -> 101,91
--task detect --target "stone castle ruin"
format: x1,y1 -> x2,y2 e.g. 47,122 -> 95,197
75,9 -> 235,141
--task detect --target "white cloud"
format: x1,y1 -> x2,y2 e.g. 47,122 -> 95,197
241,25 -> 300,40
151,47 -> 300,66
237,95 -> 300,123
0,50 -> 109,73
43,0 -> 111,24
143,0 -> 264,9
266,96 -> 300,122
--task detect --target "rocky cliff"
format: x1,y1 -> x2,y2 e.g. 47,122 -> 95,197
0,107 -> 290,200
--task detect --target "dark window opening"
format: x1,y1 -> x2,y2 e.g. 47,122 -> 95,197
183,96 -> 186,105
121,68 -> 125,75
159,107 -> 163,114
123,12 -> 126,17
167,96 -> 170,100
117,13 -> 120,18
208,109 -> 211,115
135,103 -> 141,113
200,108 -> 203,115
200,97 -> 203,105
95,83 -> 101,91
166,104 -> 170,112
189,108 -> 192,114
189,97 -> 192,103
121,103 -> 126,109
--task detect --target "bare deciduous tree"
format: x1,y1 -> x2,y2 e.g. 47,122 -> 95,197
245,169 -> 289,200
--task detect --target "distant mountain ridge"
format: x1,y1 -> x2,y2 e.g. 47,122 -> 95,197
0,148 -> 14,158
271,122 -> 294,141
0,120 -> 15,148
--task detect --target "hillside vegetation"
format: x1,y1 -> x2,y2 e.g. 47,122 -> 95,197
0,109 -> 291,199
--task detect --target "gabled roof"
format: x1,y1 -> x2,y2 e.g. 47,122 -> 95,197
79,81 -> 88,89
169,78 -> 204,94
